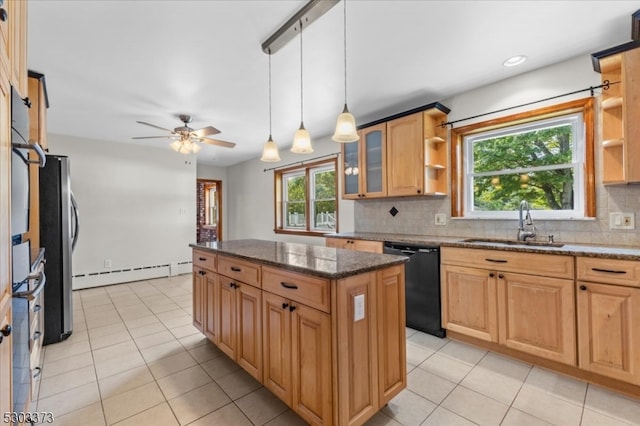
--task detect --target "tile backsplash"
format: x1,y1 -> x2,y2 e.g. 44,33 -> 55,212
354,183 -> 640,247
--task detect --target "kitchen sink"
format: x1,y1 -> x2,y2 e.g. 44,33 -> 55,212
461,238 -> 565,248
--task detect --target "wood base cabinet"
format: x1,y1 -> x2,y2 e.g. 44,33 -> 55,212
325,237 -> 383,254
577,257 -> 640,385
441,247 -> 576,365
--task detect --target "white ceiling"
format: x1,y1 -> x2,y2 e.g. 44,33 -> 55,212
27,1 -> 639,167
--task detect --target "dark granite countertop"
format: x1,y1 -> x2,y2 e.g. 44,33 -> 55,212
190,239 -> 408,279
328,232 -> 640,261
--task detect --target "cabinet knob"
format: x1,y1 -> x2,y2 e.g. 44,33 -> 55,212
579,285 -> 587,291
282,303 -> 289,309
289,305 -> 296,312
230,282 -> 238,289
1,324 -> 11,337
0,8 -> 7,23
417,189 -> 421,194
498,274 -> 504,279
489,273 -> 495,278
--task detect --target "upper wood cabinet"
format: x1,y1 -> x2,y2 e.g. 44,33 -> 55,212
342,123 -> 387,199
594,47 -> 640,184
340,103 -> 450,200
387,113 -> 424,196
6,0 -> 27,97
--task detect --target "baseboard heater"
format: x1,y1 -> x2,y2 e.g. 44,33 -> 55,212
72,261 -> 192,289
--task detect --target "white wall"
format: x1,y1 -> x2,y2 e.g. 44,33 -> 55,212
47,134 -> 197,288
226,135 -> 355,246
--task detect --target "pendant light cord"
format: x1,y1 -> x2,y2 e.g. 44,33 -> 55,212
268,48 -> 272,136
299,19 -> 304,124
343,0 -> 347,105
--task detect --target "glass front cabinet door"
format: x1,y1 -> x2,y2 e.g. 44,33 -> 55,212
341,123 -> 387,199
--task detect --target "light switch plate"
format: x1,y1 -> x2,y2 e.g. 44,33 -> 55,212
610,212 -> 635,230
435,213 -> 447,226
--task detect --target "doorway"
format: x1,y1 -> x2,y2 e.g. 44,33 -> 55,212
197,179 -> 222,242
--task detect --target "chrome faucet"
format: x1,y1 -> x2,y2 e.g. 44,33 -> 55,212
517,200 -> 536,241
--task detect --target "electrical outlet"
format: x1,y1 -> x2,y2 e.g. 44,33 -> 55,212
104,259 -> 112,268
609,212 -> 635,230
354,294 -> 365,322
435,213 -> 447,226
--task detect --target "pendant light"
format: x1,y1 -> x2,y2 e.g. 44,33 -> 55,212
261,49 -> 281,162
291,19 -> 313,154
332,0 -> 359,143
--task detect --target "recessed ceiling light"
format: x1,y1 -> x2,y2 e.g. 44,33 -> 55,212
503,55 -> 527,67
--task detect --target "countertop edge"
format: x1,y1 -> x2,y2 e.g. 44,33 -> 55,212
327,233 -> 640,261
190,243 -> 408,280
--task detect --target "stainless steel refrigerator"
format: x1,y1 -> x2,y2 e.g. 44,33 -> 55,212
40,154 -> 79,345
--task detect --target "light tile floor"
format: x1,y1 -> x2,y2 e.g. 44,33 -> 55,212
36,275 -> 640,425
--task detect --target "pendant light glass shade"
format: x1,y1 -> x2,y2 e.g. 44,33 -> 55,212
261,135 -> 281,161
291,122 -> 313,154
261,49 -> 281,162
332,0 -> 359,143
332,104 -> 359,143
291,19 -> 312,153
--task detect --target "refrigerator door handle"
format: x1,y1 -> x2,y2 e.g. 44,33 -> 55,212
70,191 -> 79,252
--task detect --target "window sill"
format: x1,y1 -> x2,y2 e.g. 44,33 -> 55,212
201,225 -> 217,229
274,229 -> 336,238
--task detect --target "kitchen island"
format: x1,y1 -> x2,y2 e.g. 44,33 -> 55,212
190,239 -> 408,426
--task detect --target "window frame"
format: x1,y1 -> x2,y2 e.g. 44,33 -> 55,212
451,97 -> 595,219
273,157 -> 339,236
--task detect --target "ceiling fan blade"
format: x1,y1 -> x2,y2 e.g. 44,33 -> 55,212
136,121 -> 175,133
191,126 -> 221,138
132,135 -> 173,140
199,137 -> 236,148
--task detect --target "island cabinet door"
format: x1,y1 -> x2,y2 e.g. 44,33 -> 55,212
377,265 -> 406,406
217,277 -> 237,360
192,267 -> 206,333
441,264 -> 498,342
262,292 -> 292,405
577,282 -> 640,384
236,283 -> 262,381
291,303 -> 332,426
204,272 -> 218,343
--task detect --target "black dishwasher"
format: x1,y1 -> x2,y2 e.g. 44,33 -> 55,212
383,242 -> 445,338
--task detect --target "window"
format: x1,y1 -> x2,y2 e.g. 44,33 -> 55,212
204,183 -> 218,226
451,98 -> 595,219
275,159 -> 338,235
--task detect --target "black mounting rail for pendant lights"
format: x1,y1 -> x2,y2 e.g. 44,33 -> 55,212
261,0 -> 339,54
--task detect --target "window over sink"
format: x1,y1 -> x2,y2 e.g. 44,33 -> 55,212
451,98 -> 595,219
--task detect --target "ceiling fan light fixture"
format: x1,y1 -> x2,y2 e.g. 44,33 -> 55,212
291,122 -> 313,154
170,140 -> 183,152
191,141 -> 202,154
332,104 -> 359,143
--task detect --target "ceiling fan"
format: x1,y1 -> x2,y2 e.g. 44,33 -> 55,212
133,114 -> 236,154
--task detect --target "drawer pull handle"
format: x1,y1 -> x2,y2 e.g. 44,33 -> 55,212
282,303 -> 289,309
485,258 -> 507,263
33,367 -> 42,379
199,257 -> 207,261
231,266 -> 242,272
32,304 -> 41,313
591,268 -> 627,274
281,282 -> 298,290
33,331 -> 42,341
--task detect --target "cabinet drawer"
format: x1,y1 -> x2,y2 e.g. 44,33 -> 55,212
218,256 -> 261,288
442,247 -> 574,279
262,266 -> 330,313
577,257 -> 640,287
193,250 -> 217,272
